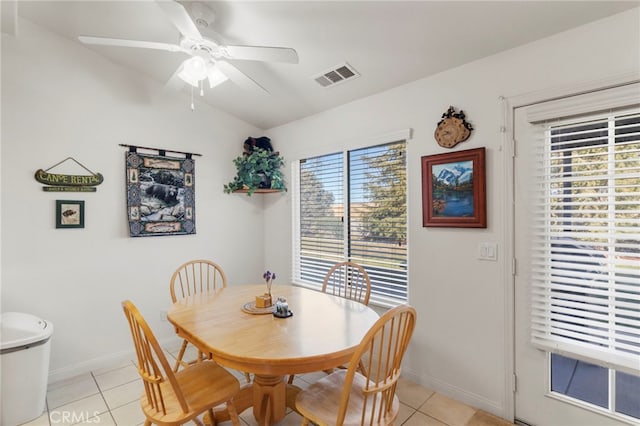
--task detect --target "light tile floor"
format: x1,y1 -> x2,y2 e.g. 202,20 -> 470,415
22,344 -> 513,426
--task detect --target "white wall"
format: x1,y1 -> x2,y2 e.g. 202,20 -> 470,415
264,8 -> 640,419
1,19 -> 268,381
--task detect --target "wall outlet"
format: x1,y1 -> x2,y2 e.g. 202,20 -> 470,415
160,310 -> 168,321
478,242 -> 498,261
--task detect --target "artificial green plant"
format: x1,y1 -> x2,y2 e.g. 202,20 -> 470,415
223,148 -> 286,196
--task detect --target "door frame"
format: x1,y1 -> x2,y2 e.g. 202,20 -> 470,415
500,71 -> 639,422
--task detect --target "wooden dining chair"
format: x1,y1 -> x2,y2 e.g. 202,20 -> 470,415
170,259 -> 228,303
295,304 -> 416,426
322,261 -> 372,306
122,300 -> 241,426
288,260 -> 372,384
169,259 -> 252,382
169,259 -> 227,372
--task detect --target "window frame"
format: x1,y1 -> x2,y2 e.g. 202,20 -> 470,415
291,138 -> 409,307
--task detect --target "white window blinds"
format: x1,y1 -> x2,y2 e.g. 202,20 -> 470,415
292,141 -> 408,305
349,143 -> 407,302
296,152 -> 344,284
530,107 -> 640,374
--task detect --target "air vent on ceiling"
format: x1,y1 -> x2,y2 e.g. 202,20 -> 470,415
313,62 -> 359,88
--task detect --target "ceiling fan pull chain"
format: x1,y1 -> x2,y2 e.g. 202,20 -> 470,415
200,80 -> 204,97
190,86 -> 195,111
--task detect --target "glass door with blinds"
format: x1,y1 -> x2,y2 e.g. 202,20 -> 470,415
292,140 -> 408,306
514,97 -> 639,425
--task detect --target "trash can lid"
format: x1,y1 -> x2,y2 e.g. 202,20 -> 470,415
0,312 -> 53,351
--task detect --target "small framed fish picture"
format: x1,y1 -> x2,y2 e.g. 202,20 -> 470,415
56,200 -> 85,229
421,147 -> 486,228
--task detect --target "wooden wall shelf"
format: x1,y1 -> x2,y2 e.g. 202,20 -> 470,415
232,188 -> 283,194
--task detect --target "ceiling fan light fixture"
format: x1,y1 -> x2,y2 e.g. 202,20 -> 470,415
186,56 -> 208,80
177,66 -> 198,87
178,56 -> 208,87
207,65 -> 228,88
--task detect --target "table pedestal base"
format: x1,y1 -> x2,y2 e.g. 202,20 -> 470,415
253,374 -> 286,423
207,375 -> 301,426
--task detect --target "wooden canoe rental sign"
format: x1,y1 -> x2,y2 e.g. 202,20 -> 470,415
35,157 -> 104,192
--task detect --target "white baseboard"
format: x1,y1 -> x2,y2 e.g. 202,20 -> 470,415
48,336 -> 182,385
401,367 -> 506,420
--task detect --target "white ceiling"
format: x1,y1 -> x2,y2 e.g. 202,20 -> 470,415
9,1 -> 639,129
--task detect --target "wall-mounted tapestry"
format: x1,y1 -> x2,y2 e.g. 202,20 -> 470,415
125,152 -> 195,237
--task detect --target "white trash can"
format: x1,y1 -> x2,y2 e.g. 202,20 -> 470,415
1,312 -> 54,426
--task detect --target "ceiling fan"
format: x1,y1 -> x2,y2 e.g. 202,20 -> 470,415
78,1 -> 298,102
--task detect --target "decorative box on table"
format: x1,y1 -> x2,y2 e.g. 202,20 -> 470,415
255,294 -> 272,308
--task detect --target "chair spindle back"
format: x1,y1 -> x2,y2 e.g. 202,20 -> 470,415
122,300 -> 189,416
170,259 -> 227,302
322,261 -> 371,306
339,304 -> 416,425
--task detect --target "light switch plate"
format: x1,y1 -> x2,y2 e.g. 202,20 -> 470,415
478,242 -> 498,261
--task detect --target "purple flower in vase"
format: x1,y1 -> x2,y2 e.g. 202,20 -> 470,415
263,270 -> 276,295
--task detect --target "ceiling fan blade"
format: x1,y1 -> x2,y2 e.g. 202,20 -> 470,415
78,36 -> 188,53
154,65 -> 191,108
225,45 -> 299,64
162,64 -> 187,94
156,0 -> 202,41
216,60 -> 269,94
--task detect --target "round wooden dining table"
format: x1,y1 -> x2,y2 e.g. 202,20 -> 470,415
167,284 -> 380,425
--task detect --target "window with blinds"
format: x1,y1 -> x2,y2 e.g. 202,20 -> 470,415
293,141 -> 407,305
297,152 -> 345,283
530,108 -> 640,374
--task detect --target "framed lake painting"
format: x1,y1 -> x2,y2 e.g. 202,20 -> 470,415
422,147 -> 486,228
